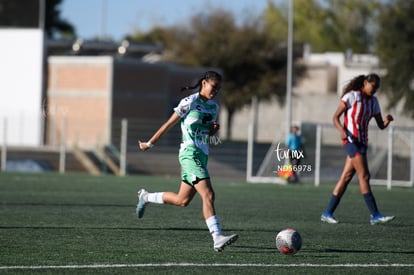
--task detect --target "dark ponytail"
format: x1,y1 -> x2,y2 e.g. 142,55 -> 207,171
181,71 -> 222,92
341,73 -> 380,96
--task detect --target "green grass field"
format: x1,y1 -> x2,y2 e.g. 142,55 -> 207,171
0,172 -> 413,274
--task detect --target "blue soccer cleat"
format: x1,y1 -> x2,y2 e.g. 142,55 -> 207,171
321,212 -> 339,224
370,213 -> 395,225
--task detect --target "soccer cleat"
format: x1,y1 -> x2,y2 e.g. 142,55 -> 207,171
321,212 -> 339,224
136,189 -> 148,219
370,213 -> 395,225
213,234 -> 239,252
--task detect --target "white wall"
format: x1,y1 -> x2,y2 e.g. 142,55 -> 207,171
0,29 -> 44,146
223,92 -> 414,143
222,51 -> 413,143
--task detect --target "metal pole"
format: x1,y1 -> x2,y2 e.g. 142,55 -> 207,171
101,0 -> 107,40
59,118 -> 67,174
246,96 -> 259,182
314,124 -> 322,187
1,118 -> 7,172
411,132 -> 414,187
386,126 -> 393,190
246,124 -> 254,181
38,0 -> 46,30
286,0 -> 294,135
120,118 -> 128,176
251,96 -> 258,142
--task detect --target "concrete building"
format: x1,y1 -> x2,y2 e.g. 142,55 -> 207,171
47,55 -> 215,149
226,51 -> 414,143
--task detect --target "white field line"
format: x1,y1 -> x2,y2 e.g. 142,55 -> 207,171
1,263 -> 414,270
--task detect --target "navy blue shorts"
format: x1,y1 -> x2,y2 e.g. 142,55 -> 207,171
344,142 -> 367,158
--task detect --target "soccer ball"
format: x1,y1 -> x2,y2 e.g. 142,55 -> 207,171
275,228 -> 302,255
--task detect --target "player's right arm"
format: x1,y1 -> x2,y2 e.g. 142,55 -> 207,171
138,112 -> 180,151
332,101 -> 348,141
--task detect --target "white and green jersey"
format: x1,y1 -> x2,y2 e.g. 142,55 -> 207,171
174,92 -> 219,155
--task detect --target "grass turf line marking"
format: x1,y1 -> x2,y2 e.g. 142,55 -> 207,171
1,263 -> 414,270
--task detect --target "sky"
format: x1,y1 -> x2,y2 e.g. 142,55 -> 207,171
60,0 -> 274,41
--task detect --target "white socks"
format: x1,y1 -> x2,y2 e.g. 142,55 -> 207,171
206,215 -> 222,240
145,196 -> 222,241
147,192 -> 164,204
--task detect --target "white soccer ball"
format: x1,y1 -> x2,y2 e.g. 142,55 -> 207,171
275,228 -> 302,255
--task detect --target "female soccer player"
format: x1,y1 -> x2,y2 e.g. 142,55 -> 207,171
136,71 -> 238,251
321,73 -> 395,225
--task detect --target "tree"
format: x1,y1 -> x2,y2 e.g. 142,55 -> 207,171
0,0 -> 75,38
263,0 -> 379,53
130,8 -> 306,139
162,10 -> 305,138
325,0 -> 380,53
376,0 -> 414,118
45,0 -> 76,39
263,0 -> 329,51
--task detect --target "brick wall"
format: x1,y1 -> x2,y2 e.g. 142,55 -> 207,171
47,57 -> 112,149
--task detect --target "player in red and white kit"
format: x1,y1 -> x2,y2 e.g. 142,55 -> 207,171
321,73 -> 395,225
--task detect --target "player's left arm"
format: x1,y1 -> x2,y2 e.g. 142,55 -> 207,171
209,121 -> 220,136
139,112 -> 180,151
374,113 -> 394,130
209,104 -> 220,136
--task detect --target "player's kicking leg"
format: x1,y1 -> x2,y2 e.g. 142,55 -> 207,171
213,234 -> 239,252
136,189 -> 148,219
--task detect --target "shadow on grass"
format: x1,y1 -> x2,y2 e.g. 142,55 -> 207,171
310,248 -> 414,255
1,202 -> 131,207
0,226 -> 208,232
0,226 -> 279,233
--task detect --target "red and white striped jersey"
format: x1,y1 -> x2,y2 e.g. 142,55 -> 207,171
341,90 -> 381,145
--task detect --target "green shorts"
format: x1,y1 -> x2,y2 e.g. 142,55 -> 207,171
179,146 -> 209,186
